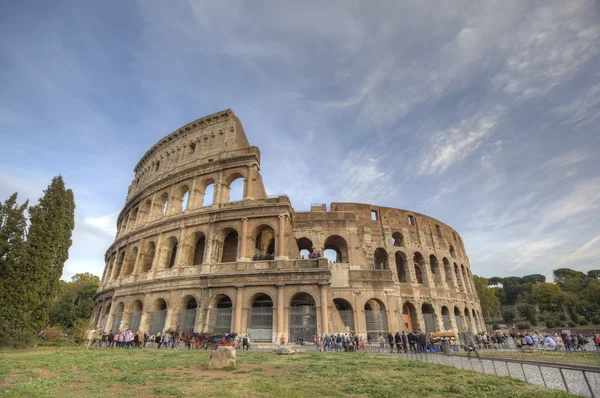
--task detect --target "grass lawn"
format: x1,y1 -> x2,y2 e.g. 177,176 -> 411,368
0,347 -> 575,398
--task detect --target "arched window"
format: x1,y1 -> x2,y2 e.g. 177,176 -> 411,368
224,173 -> 245,202
324,235 -> 349,263
114,251 -> 125,280
392,232 -> 404,247
429,255 -> 440,285
461,264 -> 471,294
413,252 -> 426,285
373,248 -> 388,269
454,263 -> 463,289
252,225 -> 275,260
139,199 -> 152,224
167,238 -> 178,269
403,302 -> 417,331
220,230 -> 238,263
449,245 -> 456,258
125,247 -> 138,275
142,241 -> 155,272
297,237 -> 313,259
395,251 -> 408,282
202,182 -> 215,207
193,234 -> 206,265
443,258 -> 453,286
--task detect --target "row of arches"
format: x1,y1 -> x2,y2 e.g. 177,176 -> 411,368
94,292 -> 484,342
118,172 -> 247,238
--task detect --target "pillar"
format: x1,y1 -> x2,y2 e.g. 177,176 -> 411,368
277,284 -> 285,342
277,215 -> 287,259
319,283 -> 329,335
246,164 -> 257,199
234,287 -> 244,333
240,218 -> 248,260
151,234 -> 164,278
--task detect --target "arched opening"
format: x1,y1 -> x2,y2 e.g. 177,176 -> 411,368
333,298 -> 354,333
178,296 -> 197,333
128,208 -> 138,232
173,184 -> 190,212
149,298 -> 167,334
403,302 -> 417,331
395,251 -> 408,282
443,258 -> 453,287
449,245 -> 456,258
297,237 -> 314,259
441,306 -> 451,331
454,307 -> 464,332
289,293 -> 316,342
114,251 -> 125,280
153,192 -> 169,218
364,298 -> 388,340
125,247 -> 138,275
472,309 -> 478,331
181,191 -> 189,211
464,308 -> 473,333
224,173 -> 245,202
220,230 -> 239,263
104,254 -> 115,282
422,304 -> 437,333
139,199 -> 152,224
142,241 -> 155,272
248,294 -> 273,342
210,295 -> 232,334
461,265 -> 471,294
323,235 -> 348,263
429,255 -> 440,285
193,234 -> 206,265
392,232 -> 404,247
112,302 -> 125,333
413,252 -> 426,285
454,263 -> 463,290
120,215 -> 128,236
165,237 -> 178,269
202,181 -> 215,207
129,300 -> 143,332
373,248 -> 388,270
101,303 -> 111,330
252,225 -> 275,260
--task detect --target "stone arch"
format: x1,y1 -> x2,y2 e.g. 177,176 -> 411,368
164,236 -> 178,269
296,237 -> 313,259
200,178 -> 216,207
114,251 -> 125,279
218,228 -> 239,263
141,241 -> 156,272
139,199 -> 152,224
210,294 -> 233,334
250,224 -> 276,260
149,298 -> 168,334
454,307 -> 464,332
373,247 -> 388,269
112,302 -> 125,333
247,293 -> 274,342
129,300 -> 143,332
461,264 -> 471,294
333,298 -> 355,333
441,306 -> 452,331
402,302 -> 418,332
364,298 -> 388,339
464,308 -> 473,333
449,245 -> 456,259
289,292 -> 317,342
223,171 -> 246,202
395,251 -> 408,282
124,246 -> 138,275
173,183 -> 191,212
154,191 -> 169,218
323,235 -> 348,263
472,308 -> 477,330
429,255 -> 441,285
392,231 -> 404,247
193,232 -> 206,265
178,295 -> 198,333
421,303 -> 437,332
443,258 -> 453,287
128,207 -> 139,232
413,252 -> 426,285
454,263 -> 463,290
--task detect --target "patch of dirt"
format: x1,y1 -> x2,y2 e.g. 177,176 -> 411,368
0,373 -> 21,386
35,369 -> 55,378
164,363 -> 287,377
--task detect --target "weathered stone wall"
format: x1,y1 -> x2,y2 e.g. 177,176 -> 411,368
93,110 -> 484,342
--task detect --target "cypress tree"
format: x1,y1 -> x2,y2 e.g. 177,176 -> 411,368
25,176 -> 76,336
0,193 -> 31,346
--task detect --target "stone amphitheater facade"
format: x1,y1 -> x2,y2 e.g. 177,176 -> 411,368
92,109 -> 484,343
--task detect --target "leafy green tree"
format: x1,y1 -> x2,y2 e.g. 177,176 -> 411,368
588,270 -> 600,280
522,274 -> 546,284
473,275 -> 501,317
553,268 -> 588,292
25,176 -> 76,336
517,303 -> 537,326
50,273 -> 99,327
502,277 -> 523,305
502,309 -> 516,323
487,277 -> 503,286
0,194 -> 31,346
531,283 -> 566,312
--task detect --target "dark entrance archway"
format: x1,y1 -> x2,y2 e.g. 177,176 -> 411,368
289,293 -> 316,342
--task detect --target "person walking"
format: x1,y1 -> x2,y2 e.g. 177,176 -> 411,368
378,334 -> 385,354
395,332 -> 402,353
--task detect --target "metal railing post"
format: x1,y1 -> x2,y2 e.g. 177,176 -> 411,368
582,371 -> 595,398
521,363 -> 528,383
539,366 -> 547,388
559,368 -> 570,394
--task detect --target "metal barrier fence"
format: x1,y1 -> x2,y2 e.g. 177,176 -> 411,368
360,345 -> 600,397
462,346 -> 600,366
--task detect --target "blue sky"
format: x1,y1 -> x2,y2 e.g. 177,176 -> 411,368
1,1 -> 599,282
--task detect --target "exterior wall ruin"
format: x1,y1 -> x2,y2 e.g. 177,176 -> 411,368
93,109 -> 484,342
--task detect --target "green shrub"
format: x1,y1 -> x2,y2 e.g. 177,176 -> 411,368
578,318 -> 588,326
43,326 -> 64,342
492,324 -> 500,330
517,323 -> 530,330
559,313 -> 567,321
545,320 -> 555,328
592,316 -> 600,325
70,318 -> 91,344
567,321 -> 576,328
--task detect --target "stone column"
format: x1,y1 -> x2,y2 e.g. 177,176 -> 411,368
240,218 -> 249,260
277,215 -> 287,259
319,283 -> 329,335
107,251 -> 120,282
151,234 -> 164,278
234,286 -> 244,333
246,164 -> 257,199
277,284 -> 285,341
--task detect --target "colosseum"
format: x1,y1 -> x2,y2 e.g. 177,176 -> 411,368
92,109 -> 484,343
